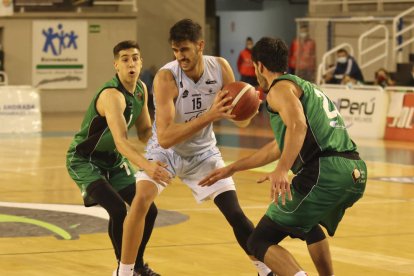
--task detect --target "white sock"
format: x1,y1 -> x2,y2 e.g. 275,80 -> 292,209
252,260 -> 272,276
118,262 -> 134,276
294,271 -> 308,276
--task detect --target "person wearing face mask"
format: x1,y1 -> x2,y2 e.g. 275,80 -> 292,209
237,37 -> 258,87
374,68 -> 395,88
325,48 -> 364,84
288,25 -> 316,82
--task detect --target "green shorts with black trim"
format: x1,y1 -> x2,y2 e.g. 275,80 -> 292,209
266,154 -> 367,237
66,152 -> 136,206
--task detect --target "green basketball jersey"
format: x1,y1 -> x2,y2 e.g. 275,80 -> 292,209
67,75 -> 145,168
267,74 -> 357,174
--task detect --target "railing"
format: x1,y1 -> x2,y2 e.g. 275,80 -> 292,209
85,0 -> 137,12
392,6 -> 414,65
358,24 -> 388,70
310,0 -> 414,12
0,71 -> 8,86
15,0 -> 137,13
316,43 -> 354,84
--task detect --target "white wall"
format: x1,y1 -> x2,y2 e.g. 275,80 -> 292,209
218,1 -> 307,80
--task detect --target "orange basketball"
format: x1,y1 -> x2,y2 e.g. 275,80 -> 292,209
223,81 -> 260,121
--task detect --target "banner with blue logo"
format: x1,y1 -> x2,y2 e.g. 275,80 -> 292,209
32,21 -> 87,89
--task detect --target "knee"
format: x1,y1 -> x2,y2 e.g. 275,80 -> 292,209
247,232 -> 266,262
306,225 -> 326,245
130,189 -> 156,213
224,209 -> 249,226
108,204 -> 128,222
146,202 -> 158,220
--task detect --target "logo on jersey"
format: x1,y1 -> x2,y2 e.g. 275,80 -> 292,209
182,90 -> 189,98
205,79 -> 217,85
136,92 -> 143,100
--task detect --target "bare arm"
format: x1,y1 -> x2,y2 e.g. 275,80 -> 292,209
217,57 -> 236,85
134,81 -> 152,143
217,56 -> 258,128
154,69 -> 234,149
257,81 -> 307,204
268,81 -> 307,172
199,140 -> 281,186
96,88 -> 170,183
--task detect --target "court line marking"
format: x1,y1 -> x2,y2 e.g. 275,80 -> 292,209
0,214 -> 72,240
1,239 -> 413,274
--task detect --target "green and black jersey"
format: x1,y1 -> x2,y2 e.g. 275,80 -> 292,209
67,75 -> 145,169
267,74 -> 357,174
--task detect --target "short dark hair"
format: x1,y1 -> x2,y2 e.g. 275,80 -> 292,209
169,19 -> 202,43
337,48 -> 348,55
246,37 -> 253,42
251,37 -> 288,73
113,40 -> 140,58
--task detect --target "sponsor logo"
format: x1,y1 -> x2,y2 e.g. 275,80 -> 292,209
184,110 -> 204,123
205,79 -> 217,85
42,23 -> 79,57
182,90 -> 189,98
388,107 -> 413,129
336,98 -> 375,116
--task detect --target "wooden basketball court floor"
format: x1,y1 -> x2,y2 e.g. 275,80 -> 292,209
0,111 -> 413,276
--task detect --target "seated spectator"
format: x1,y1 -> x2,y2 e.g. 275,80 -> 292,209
324,49 -> 364,84
374,68 -> 395,87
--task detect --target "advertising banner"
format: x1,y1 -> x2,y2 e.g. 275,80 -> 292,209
321,85 -> 388,139
0,86 -> 41,133
385,92 -> 414,141
32,20 -> 87,89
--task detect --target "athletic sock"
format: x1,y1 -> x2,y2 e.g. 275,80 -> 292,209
252,260 -> 272,276
294,271 -> 308,276
118,262 -> 134,276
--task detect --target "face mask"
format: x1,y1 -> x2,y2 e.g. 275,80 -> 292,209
337,57 -> 347,64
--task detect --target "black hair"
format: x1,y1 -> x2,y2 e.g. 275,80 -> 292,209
251,37 -> 288,73
169,19 -> 202,43
337,48 -> 348,55
113,40 -> 140,58
246,37 -> 253,42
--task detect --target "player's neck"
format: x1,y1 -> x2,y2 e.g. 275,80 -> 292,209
184,57 -> 204,83
120,79 -> 137,94
266,72 -> 282,85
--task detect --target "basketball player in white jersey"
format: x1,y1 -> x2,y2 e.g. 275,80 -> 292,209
116,19 -> 272,276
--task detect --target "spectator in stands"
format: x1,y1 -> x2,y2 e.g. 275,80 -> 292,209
237,37 -> 258,87
288,24 -> 316,82
324,49 -> 364,85
374,68 -> 395,88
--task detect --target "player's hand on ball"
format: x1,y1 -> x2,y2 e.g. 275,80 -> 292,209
199,166 -> 234,187
207,90 -> 235,121
144,161 -> 171,185
257,168 -> 292,205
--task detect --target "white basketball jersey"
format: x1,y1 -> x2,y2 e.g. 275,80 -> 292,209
148,56 -> 223,157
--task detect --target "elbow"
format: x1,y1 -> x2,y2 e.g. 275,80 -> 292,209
157,135 -> 173,149
158,140 -> 172,149
114,139 -> 128,156
138,128 -> 152,143
297,121 -> 308,138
